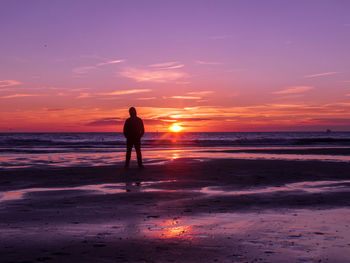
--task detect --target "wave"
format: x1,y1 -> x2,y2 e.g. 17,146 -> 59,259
1,132 -> 350,154
0,138 -> 126,148
2,134 -> 350,146
3,137 -> 350,149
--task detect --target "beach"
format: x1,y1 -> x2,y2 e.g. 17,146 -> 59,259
1,158 -> 350,262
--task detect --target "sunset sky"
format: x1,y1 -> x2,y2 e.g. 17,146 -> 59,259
1,0 -> 350,132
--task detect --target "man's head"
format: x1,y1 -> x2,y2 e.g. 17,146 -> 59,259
129,107 -> 137,117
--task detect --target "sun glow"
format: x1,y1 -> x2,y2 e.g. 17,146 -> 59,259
169,123 -> 182,132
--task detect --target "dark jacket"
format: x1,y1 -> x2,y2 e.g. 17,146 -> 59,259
123,117 -> 144,140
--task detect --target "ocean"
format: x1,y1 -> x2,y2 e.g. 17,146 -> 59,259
1,132 -> 350,168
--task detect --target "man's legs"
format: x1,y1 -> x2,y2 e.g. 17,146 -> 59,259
134,140 -> 143,168
124,140 -> 133,168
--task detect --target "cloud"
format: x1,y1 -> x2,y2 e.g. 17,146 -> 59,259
149,61 -> 184,70
4,101 -> 350,132
77,93 -> 92,98
96,59 -> 124,67
73,58 -> 124,74
119,67 -> 188,82
304,72 -> 339,78
0,93 -> 42,99
310,118 -> 350,125
149,61 -> 179,68
187,91 -> 214,95
164,91 -> 213,101
0,80 -> 21,88
143,119 -> 166,125
273,86 -> 314,95
174,81 -> 191,85
69,88 -> 90,92
136,97 -> 157,100
143,116 -> 209,124
184,107 -> 200,110
86,117 -> 124,126
100,89 -> 151,96
195,60 -> 222,65
89,117 -> 167,126
170,96 -> 202,100
168,117 -> 209,122
77,89 -> 151,98
278,94 -> 304,100
165,64 -> 185,69
45,108 -> 65,111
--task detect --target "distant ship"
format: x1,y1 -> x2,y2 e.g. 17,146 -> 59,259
326,129 -> 332,133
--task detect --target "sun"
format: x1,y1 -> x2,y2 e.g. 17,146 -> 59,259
169,123 -> 183,132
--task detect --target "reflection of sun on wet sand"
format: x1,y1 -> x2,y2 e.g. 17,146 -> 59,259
146,218 -> 193,239
1,158 -> 350,262
163,221 -> 190,239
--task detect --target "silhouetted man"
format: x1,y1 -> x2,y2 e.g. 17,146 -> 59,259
123,107 -> 144,168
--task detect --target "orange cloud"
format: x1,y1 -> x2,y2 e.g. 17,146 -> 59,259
119,67 -> 188,82
165,91 -> 213,100
170,96 -> 202,100
2,101 -> 350,132
273,86 -> 314,95
0,94 -> 43,99
187,91 -> 214,95
0,80 -> 21,88
136,97 -> 157,100
77,93 -> 92,98
99,89 -> 151,96
76,89 -> 152,98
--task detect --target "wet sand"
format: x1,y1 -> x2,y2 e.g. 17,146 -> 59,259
206,147 -> 350,155
1,158 -> 350,262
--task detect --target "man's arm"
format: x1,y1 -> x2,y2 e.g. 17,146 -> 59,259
123,119 -> 128,138
140,119 -> 144,138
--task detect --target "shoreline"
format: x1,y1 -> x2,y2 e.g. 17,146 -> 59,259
2,146 -> 350,170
